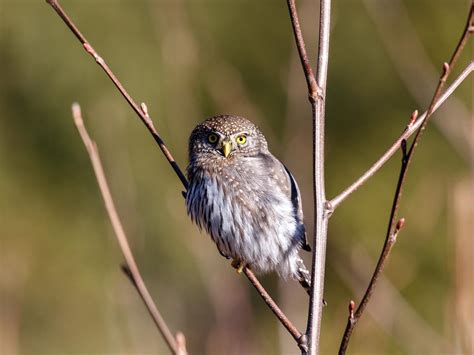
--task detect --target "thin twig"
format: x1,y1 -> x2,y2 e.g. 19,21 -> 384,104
71,103 -> 185,355
329,60 -> 474,210
243,267 -> 307,351
47,0 -> 302,346
409,2 -> 474,156
286,0 -> 321,101
332,246 -> 448,353
362,0 -> 473,163
46,0 -> 188,189
338,4 -> 474,353
338,213 -> 405,355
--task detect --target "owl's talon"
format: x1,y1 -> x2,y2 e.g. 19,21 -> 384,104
231,259 -> 246,274
237,262 -> 246,274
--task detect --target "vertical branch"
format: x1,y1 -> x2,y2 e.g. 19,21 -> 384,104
286,1 -> 332,354
307,1 -> 332,354
72,104 -> 185,355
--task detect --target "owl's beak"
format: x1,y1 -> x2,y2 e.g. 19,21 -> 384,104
221,140 -> 232,158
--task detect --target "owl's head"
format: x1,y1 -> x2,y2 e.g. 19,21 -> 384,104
188,115 -> 268,162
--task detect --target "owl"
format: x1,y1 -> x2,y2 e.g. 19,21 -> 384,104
186,115 -> 311,292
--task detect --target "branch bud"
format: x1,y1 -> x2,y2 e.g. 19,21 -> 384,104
395,218 -> 405,232
140,102 -> 149,117
349,300 -> 356,319
442,62 -> 450,76
410,110 -> 418,125
176,332 -> 187,355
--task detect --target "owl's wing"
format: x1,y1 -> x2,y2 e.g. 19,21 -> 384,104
283,165 -> 311,252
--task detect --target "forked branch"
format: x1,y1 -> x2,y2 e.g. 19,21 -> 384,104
338,3 -> 474,353
71,103 -> 186,355
330,2 -> 474,210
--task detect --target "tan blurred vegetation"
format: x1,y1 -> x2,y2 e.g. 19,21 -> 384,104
0,0 -> 472,354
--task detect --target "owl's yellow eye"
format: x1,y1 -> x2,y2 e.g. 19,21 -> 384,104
236,134 -> 247,145
208,133 -> 218,144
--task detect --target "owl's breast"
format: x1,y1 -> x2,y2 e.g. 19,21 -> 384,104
186,167 -> 302,271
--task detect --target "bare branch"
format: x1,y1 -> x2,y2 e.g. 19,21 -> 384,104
409,2 -> 473,155
71,103 -> 185,355
446,2 -> 474,70
46,0 -> 188,189
285,0 -> 333,353
333,246 -> 448,353
338,4 -> 474,353
338,216 -> 404,355
242,267 -> 307,351
286,0 -> 333,354
329,60 -> 474,210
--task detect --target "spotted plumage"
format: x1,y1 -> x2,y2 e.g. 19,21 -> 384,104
186,115 -> 311,292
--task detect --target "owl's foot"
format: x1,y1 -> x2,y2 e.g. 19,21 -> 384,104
231,259 -> 246,274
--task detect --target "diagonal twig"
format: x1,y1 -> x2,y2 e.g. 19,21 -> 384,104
338,205 -> 405,354
332,247 -> 448,353
408,3 -> 474,156
286,0 -> 321,102
362,0 -> 473,163
71,103 -> 186,355
46,0 -> 188,189
329,61 -> 474,210
338,3 -> 474,353
243,267 -> 306,351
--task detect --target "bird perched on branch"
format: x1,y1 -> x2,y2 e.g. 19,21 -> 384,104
186,115 -> 311,293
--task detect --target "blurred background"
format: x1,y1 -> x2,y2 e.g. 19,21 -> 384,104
0,0 -> 472,354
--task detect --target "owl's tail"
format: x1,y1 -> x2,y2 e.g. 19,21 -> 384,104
296,257 -> 311,295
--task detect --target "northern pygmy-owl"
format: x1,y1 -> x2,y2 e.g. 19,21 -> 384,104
186,115 -> 311,292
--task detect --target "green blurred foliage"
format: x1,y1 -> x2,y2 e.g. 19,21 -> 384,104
0,0 -> 471,354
